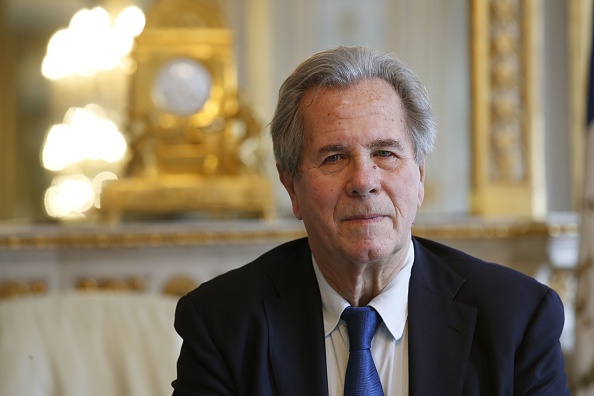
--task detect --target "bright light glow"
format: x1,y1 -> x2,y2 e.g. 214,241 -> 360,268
44,174 -> 95,219
42,6 -> 146,79
41,105 -> 127,171
115,6 -> 146,37
93,171 -> 118,208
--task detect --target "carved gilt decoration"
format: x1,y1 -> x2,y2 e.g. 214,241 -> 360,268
471,0 -> 546,218
100,0 -> 274,220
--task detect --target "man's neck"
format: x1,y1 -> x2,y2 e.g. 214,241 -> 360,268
313,245 -> 410,307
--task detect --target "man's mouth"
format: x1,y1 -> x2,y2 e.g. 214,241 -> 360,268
342,214 -> 386,222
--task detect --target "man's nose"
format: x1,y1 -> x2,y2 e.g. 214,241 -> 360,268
345,158 -> 380,197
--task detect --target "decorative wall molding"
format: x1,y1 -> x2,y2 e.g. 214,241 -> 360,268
0,217 -> 579,354
0,217 -> 578,251
470,0 -> 547,218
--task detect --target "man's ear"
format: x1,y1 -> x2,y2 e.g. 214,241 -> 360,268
419,160 -> 426,183
277,163 -> 302,220
417,160 -> 426,208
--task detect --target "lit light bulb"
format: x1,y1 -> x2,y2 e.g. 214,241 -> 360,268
44,174 -> 95,218
41,5 -> 146,79
41,105 -> 128,171
115,6 -> 146,37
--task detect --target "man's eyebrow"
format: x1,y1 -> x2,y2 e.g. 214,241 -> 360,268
368,139 -> 405,151
318,143 -> 347,153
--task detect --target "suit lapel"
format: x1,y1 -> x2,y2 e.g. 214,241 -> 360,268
408,238 -> 477,396
264,240 -> 329,396
261,237 -> 478,395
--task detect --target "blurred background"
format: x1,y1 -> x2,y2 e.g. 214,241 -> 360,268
0,0 -> 580,223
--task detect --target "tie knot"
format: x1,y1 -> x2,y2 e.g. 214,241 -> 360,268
341,306 -> 383,351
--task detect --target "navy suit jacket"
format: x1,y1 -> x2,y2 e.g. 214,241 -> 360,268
172,237 -> 569,395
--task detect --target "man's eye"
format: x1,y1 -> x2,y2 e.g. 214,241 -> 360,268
324,154 -> 341,163
376,150 -> 393,157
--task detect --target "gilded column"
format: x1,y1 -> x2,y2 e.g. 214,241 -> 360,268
470,0 -> 546,218
0,0 -> 16,221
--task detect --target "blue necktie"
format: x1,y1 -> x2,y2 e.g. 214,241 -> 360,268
341,306 -> 384,396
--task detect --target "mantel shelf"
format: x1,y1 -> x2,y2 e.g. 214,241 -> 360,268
0,212 -> 579,251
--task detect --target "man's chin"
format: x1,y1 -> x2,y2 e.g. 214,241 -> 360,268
340,222 -> 393,242
339,240 -> 395,264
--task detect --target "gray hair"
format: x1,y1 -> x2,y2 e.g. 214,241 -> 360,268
270,45 -> 436,178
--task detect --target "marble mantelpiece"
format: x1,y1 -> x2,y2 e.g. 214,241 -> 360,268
0,213 -> 580,352
0,213 -> 578,295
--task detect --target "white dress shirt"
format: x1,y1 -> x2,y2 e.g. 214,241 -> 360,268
312,240 -> 414,396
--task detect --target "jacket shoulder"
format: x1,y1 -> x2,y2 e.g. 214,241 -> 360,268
411,236 -> 561,320
413,236 -> 548,293
184,237 -> 310,302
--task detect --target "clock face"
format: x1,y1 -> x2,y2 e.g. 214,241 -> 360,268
151,58 -> 212,116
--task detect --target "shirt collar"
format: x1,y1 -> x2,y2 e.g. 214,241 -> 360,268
312,240 -> 414,341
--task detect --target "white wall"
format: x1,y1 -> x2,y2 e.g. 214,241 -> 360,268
235,0 -> 472,217
231,0 -> 573,219
5,0 -> 574,220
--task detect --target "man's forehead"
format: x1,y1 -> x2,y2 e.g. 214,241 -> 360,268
303,78 -> 397,98
315,138 -> 406,152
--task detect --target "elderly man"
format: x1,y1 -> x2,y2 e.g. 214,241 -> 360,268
172,45 -> 569,395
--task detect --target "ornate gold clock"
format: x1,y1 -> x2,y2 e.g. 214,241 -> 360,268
151,58 -> 212,117
101,0 -> 274,219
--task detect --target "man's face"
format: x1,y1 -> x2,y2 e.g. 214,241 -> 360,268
279,78 -> 426,267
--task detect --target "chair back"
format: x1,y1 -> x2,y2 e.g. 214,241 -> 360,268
0,292 -> 181,396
